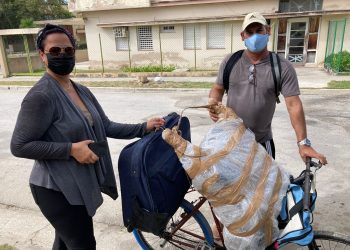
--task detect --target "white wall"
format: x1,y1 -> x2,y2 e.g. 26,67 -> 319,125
316,14 -> 350,66
83,0 -> 277,25
82,0 -> 279,69
323,0 -> 350,11
84,20 -> 249,70
69,0 -> 150,12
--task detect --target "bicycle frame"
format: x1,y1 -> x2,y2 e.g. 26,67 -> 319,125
162,158 -> 322,250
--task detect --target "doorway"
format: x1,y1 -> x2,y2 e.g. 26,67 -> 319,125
286,18 -> 309,64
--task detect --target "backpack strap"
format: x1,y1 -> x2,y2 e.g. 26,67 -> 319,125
270,52 -> 282,104
223,50 -> 244,93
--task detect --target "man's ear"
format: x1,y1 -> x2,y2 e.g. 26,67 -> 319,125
266,25 -> 271,35
240,31 -> 245,41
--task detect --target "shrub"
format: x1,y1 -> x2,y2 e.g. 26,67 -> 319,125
121,65 -> 176,72
325,51 -> 350,72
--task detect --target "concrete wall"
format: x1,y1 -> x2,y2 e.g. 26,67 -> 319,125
83,0 -> 277,25
323,0 -> 350,11
316,14 -> 350,66
85,20 -> 251,70
82,0 -> 277,69
76,49 -> 89,62
69,0 -> 150,12
78,0 -> 350,69
7,55 -> 43,73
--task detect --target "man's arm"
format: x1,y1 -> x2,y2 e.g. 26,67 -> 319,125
208,84 -> 225,122
285,95 -> 327,165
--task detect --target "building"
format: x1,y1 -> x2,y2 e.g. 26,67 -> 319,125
0,18 -> 88,77
0,28 -> 41,77
68,0 -> 350,70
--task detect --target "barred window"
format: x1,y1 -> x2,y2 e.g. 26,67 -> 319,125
114,27 -> 129,51
279,0 -> 323,12
137,26 -> 153,51
183,24 -> 201,49
207,23 -> 225,49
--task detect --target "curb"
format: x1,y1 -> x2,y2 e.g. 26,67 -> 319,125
0,85 -> 211,93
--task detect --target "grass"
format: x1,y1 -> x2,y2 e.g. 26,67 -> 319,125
121,65 -> 176,72
0,81 -> 212,89
0,244 -> 17,250
327,80 -> 350,89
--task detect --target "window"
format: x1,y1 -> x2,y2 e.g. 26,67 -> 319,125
114,27 -> 129,51
207,23 -> 225,49
183,24 -> 201,49
137,26 -> 153,51
161,25 -> 175,33
279,0 -> 323,12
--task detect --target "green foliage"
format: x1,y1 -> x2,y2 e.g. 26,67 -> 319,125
19,18 -> 36,28
325,51 -> 350,72
122,65 -> 176,72
327,80 -> 350,89
0,0 -> 72,29
76,42 -> 87,50
0,244 -> 17,250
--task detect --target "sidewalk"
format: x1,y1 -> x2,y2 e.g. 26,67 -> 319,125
0,67 -> 349,88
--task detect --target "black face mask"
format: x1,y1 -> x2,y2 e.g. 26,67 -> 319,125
46,54 -> 75,75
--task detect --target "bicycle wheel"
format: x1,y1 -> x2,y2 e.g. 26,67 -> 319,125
278,231 -> 350,250
133,199 -> 214,250
311,231 -> 350,249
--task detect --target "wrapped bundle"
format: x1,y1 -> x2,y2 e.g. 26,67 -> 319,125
162,104 -> 290,250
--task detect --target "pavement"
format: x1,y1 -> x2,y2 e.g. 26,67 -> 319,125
0,67 -> 349,89
0,67 -> 349,250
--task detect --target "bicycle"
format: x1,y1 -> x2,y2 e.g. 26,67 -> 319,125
133,158 -> 350,250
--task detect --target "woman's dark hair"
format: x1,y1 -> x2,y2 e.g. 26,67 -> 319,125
36,23 -> 76,51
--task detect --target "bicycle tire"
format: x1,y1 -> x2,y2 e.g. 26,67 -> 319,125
133,199 -> 214,250
311,231 -> 350,249
278,231 -> 350,249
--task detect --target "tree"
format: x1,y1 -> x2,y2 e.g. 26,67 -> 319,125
0,0 -> 73,29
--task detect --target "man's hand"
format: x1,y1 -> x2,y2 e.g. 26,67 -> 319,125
208,97 -> 221,122
70,140 -> 99,164
208,84 -> 224,122
146,117 -> 165,132
299,145 -> 328,165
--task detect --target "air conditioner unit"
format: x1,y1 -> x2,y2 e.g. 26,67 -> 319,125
114,27 -> 128,38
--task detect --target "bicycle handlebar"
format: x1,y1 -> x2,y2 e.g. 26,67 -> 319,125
302,158 -> 323,211
303,158 -> 312,211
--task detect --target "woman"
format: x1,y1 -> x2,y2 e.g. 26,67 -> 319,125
10,24 -> 164,250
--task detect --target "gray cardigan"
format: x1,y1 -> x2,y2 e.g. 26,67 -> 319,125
11,73 -> 146,216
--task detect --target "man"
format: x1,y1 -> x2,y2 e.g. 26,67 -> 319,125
209,12 -> 327,165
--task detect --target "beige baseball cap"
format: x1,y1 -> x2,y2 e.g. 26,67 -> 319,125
242,12 -> 268,31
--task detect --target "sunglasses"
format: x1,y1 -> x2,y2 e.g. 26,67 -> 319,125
248,64 -> 256,86
45,46 -> 75,57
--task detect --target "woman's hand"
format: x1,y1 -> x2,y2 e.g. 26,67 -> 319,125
146,117 -> 165,132
70,140 -> 99,164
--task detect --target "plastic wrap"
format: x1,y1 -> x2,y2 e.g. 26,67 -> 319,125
162,105 -> 290,250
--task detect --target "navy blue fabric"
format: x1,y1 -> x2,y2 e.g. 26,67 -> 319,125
118,113 -> 191,235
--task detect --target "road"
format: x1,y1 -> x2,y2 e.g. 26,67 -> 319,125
0,88 -> 349,249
